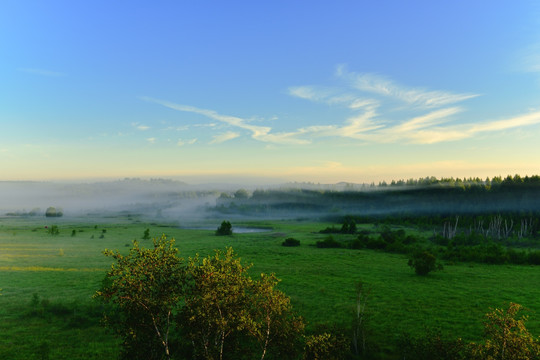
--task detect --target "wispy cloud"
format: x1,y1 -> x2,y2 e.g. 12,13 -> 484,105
377,110 -> 540,144
286,66 -> 540,144
132,122 -> 150,131
146,137 -> 156,144
336,65 -> 480,108
288,85 -> 373,109
177,138 -> 197,146
18,68 -> 66,77
141,97 -> 310,145
210,132 -> 240,144
142,66 -> 540,147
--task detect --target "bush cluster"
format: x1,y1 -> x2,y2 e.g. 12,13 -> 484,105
282,237 -> 300,247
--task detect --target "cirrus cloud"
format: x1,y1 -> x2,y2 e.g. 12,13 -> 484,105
142,66 -> 540,146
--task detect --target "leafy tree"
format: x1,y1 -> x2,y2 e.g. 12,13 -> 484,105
247,273 -> 305,360
216,221 -> 233,236
219,192 -> 231,199
340,217 -> 357,234
180,248 -> 304,360
303,331 -> 349,360
45,207 -> 56,217
471,302 -> 540,359
95,235 -> 185,360
408,250 -> 443,275
180,248 -> 250,360
45,207 -> 63,217
234,189 -> 249,200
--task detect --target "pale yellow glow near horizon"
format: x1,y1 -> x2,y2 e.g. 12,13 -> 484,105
2,157 -> 537,185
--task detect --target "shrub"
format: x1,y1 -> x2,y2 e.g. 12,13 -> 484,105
282,238 -> 300,247
316,236 -> 342,248
349,239 -> 364,249
408,250 -> 443,275
528,250 -> 540,265
142,228 -> 150,240
47,225 -> 59,236
399,330 -> 471,360
319,226 -> 340,234
303,331 -> 349,360
216,220 -> 233,236
366,237 -> 387,250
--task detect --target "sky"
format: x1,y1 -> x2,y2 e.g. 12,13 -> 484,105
2,1 -> 540,184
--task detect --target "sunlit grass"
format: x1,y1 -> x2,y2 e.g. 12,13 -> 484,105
0,266 -> 105,271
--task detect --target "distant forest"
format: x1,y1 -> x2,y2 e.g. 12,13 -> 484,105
215,175 -> 540,217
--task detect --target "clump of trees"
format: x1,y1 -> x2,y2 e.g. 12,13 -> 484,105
95,237 -> 305,360
45,207 -> 63,217
319,217 -> 357,235
340,217 -> 357,234
216,221 -> 233,236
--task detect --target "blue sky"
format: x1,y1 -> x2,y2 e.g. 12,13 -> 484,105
2,1 -> 540,183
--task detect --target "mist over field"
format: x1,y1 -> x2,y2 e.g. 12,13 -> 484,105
3,175 -> 540,224
0,179 -> 218,221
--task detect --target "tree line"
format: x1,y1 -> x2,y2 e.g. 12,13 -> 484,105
214,175 -> 540,217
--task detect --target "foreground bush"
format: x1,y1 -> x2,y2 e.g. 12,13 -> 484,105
470,302 -> 540,359
96,238 -> 304,360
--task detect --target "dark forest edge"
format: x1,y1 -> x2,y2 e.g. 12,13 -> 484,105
214,174 -> 540,217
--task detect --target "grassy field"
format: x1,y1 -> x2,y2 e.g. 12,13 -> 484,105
1,215 -> 540,358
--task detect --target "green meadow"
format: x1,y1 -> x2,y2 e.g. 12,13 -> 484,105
1,216 -> 540,359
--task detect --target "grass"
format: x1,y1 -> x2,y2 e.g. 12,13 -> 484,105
1,216 -> 540,358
